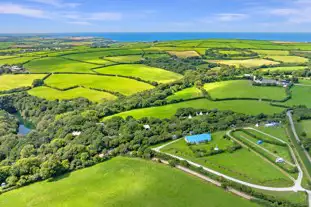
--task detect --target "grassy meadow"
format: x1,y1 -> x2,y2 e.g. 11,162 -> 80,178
208,58 -> 279,68
44,74 -> 154,96
285,86 -> 311,108
253,50 -> 289,56
28,86 -> 117,102
0,57 -> 36,65
266,55 -> 309,63
104,55 -> 143,63
24,57 -> 98,73
203,80 -> 287,100
103,98 -> 285,120
168,51 -> 200,58
64,52 -> 116,65
260,66 -> 307,72
0,157 -> 260,207
96,64 -> 183,83
166,87 -> 203,101
0,74 -> 46,91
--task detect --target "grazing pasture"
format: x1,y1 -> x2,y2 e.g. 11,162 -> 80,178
168,51 -> 200,58
63,52 -> 116,65
166,87 -> 203,101
266,55 -> 309,63
96,64 -> 183,83
28,86 -> 117,102
0,55 -> 16,59
0,57 -> 36,65
296,120 -> 311,138
24,57 -> 98,73
44,74 -> 154,96
0,157 -> 260,207
161,136 -> 293,187
103,98 -> 284,120
0,74 -> 46,91
104,55 -> 143,63
253,50 -> 289,56
260,66 -> 307,72
203,80 -> 287,100
284,86 -> 311,108
208,58 -> 279,68
143,53 -> 170,59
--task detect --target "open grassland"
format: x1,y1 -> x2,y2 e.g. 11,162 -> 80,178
25,57 -> 98,73
208,58 -> 279,68
166,87 -> 203,101
203,80 -> 287,100
45,74 -> 154,96
256,126 -> 290,143
296,120 -> 311,138
103,98 -> 284,120
28,86 -> 117,102
146,47 -> 208,55
63,52 -> 116,65
0,157 -> 260,207
161,137 -> 293,187
0,55 -> 16,59
0,57 -> 36,65
104,55 -> 143,63
168,51 -> 200,58
285,86 -> 311,108
0,74 -> 46,91
143,53 -> 170,59
260,66 -> 307,72
253,50 -> 289,56
298,79 -> 311,85
266,55 -> 309,63
96,64 -> 183,83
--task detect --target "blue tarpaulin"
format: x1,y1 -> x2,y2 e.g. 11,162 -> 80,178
185,133 -> 212,144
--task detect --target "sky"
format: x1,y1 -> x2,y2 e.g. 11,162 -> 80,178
1,0 -> 311,33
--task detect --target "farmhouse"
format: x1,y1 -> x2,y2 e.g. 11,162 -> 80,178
185,133 -> 212,144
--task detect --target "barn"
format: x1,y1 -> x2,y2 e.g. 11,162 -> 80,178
185,133 -> 212,144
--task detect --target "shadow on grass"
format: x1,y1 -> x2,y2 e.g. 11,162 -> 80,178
48,173 -> 71,183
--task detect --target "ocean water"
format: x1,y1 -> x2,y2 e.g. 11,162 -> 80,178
2,32 -> 311,42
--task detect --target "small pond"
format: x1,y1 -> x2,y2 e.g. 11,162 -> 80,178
14,112 -> 35,135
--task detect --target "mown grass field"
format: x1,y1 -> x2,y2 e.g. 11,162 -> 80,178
168,51 -> 200,58
28,86 -> 117,102
161,136 -> 293,187
44,74 -> 154,96
266,55 -> 309,63
260,66 -> 307,72
253,50 -> 289,56
96,64 -> 183,83
166,87 -> 203,101
285,85 -> 311,108
208,58 -> 279,67
0,74 -> 46,91
24,57 -> 99,73
0,57 -> 36,65
0,157 -> 260,207
255,126 -> 290,142
104,55 -> 143,63
203,80 -> 287,100
103,98 -> 285,120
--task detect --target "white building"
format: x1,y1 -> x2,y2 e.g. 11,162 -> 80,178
143,125 -> 151,130
275,157 -> 285,163
72,131 -> 81,136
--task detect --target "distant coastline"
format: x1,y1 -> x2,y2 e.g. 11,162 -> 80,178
1,32 -> 311,42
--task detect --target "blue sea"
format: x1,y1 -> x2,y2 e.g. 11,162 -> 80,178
2,32 -> 311,42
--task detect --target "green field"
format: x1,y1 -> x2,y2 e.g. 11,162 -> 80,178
44,74 -> 154,96
0,55 -> 16,60
256,126 -> 290,142
168,51 -> 200,58
0,74 -> 46,91
103,98 -> 285,120
260,66 -> 307,72
166,87 -> 203,101
24,57 -> 98,73
104,55 -> 143,63
0,57 -> 36,65
161,137 -> 293,186
203,80 -> 287,100
296,120 -> 311,138
253,50 -> 289,56
28,86 -> 117,102
0,157 -> 260,207
208,58 -> 279,68
63,52 -> 116,65
96,64 -> 183,83
266,56 -> 309,63
285,85 -> 311,108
